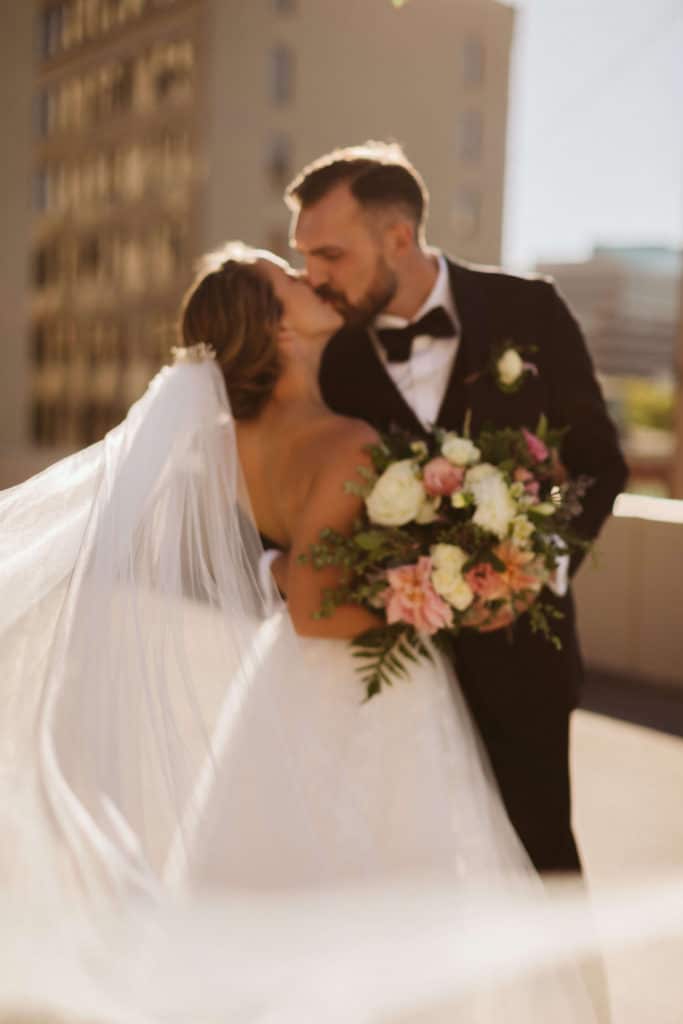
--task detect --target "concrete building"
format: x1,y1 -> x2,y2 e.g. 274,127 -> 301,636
536,246 -> 681,379
1,0 -> 514,474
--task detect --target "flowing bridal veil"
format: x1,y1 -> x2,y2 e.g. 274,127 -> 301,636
0,352 -> 339,899
0,351 -> 633,1022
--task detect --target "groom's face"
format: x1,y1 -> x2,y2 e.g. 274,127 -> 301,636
291,184 -> 398,328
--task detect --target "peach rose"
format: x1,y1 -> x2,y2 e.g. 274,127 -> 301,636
464,562 -> 509,602
385,556 -> 454,635
494,539 -> 546,595
422,457 -> 465,497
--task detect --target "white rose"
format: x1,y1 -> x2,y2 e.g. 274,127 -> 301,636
365,460 -> 425,526
430,544 -> 473,611
465,463 -> 517,539
432,571 -> 474,611
415,494 -> 441,524
431,543 -> 468,577
441,434 -> 481,467
511,514 -> 535,548
497,347 -> 524,387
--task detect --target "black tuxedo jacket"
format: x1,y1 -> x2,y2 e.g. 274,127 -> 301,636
319,258 -> 629,716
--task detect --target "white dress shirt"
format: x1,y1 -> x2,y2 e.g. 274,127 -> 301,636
372,252 -> 459,429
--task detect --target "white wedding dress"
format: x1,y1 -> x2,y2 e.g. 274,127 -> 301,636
0,355 -> 597,1022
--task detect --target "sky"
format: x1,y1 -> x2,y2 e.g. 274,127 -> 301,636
503,0 -> 683,269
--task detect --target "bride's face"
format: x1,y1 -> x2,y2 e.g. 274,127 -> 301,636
256,255 -> 343,338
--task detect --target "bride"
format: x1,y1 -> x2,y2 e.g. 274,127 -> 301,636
0,243 -> 598,1021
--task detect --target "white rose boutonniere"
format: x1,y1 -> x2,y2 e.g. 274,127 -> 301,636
492,342 -> 539,394
497,347 -> 524,388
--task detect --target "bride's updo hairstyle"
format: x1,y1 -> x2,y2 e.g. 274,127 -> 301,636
179,242 -> 282,420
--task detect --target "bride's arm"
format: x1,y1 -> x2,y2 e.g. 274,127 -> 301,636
286,423 -> 384,639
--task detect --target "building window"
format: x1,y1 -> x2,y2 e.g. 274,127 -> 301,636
451,188 -> 480,241
41,3 -> 65,59
456,109 -> 482,162
35,90 -> 53,137
34,168 -> 49,212
33,241 -> 63,289
33,246 -> 50,288
78,237 -> 102,277
272,0 -> 296,12
462,36 -> 484,89
111,58 -> 135,112
150,40 -> 195,104
269,44 -> 294,105
267,134 -> 292,190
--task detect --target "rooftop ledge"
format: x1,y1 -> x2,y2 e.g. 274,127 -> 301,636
613,493 -> 683,525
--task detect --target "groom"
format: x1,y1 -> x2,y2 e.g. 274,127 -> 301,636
284,141 -> 628,876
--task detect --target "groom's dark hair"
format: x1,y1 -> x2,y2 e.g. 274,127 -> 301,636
285,141 -> 429,239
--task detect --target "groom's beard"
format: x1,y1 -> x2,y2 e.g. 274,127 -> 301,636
316,257 -> 398,329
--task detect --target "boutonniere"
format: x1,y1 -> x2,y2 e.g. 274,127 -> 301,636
467,341 -> 539,394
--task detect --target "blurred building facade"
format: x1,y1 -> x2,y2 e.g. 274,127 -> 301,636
536,246 -> 681,379
537,246 -> 683,496
3,0 -> 514,473
30,0 -> 202,450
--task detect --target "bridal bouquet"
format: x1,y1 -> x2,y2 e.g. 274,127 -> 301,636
301,417 -> 591,699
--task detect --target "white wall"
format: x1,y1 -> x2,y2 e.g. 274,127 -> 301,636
575,495 -> 683,689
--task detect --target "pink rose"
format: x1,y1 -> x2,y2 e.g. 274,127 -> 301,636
385,556 -> 454,635
422,457 -> 465,497
464,562 -> 509,602
522,428 -> 549,463
513,466 -> 540,501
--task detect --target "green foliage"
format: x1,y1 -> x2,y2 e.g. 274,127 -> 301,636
527,600 -> 565,651
352,624 -> 431,700
624,379 -> 675,432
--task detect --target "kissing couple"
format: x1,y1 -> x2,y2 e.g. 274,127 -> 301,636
0,141 -> 626,1021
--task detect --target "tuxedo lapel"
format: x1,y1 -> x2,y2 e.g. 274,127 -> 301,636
321,326 -> 424,435
437,259 -> 551,435
435,260 -> 492,431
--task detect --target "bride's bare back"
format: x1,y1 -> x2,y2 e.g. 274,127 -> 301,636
237,403 -> 381,638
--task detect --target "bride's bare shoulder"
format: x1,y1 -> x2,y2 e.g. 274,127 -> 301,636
291,415 -> 379,519
317,412 -> 379,450
309,414 -> 379,476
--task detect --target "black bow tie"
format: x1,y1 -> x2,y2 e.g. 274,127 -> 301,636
375,306 -> 455,363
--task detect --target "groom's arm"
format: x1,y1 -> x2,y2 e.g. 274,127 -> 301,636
538,280 -> 629,574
